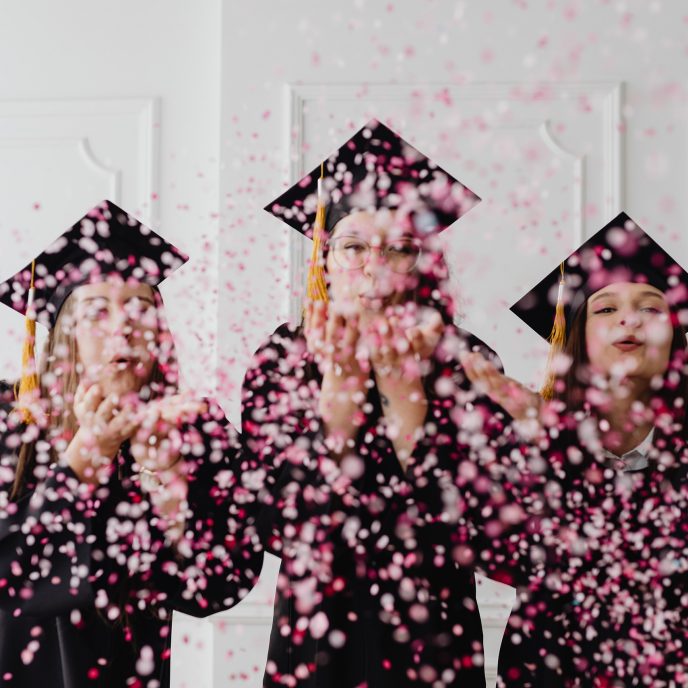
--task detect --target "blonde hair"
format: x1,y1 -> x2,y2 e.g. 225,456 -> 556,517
11,285 -> 179,499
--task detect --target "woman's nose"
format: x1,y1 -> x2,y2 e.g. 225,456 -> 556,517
362,246 -> 388,276
619,310 -> 641,327
109,310 -> 134,337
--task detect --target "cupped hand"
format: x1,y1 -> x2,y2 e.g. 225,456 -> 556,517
459,351 -> 542,423
304,300 -> 369,454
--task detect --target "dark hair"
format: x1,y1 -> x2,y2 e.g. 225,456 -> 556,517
556,297 -> 688,439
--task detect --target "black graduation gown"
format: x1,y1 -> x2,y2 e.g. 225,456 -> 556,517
0,398 -> 262,687
241,322 -> 504,688
494,422 -> 688,688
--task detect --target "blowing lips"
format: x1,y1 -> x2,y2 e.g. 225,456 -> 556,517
359,297 -> 387,310
612,334 -> 644,353
358,292 -> 394,310
108,352 -> 145,373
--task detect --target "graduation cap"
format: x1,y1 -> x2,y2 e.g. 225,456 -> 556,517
264,119 -> 481,301
510,211 -> 688,399
0,199 -> 188,421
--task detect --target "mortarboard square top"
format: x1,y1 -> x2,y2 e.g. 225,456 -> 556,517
0,200 -> 188,329
264,119 -> 481,238
510,211 -> 688,342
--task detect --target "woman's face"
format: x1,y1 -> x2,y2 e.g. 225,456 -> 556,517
325,209 -> 420,316
585,282 -> 673,382
71,279 -> 159,396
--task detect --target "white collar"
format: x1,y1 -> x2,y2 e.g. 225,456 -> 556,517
602,427 -> 655,473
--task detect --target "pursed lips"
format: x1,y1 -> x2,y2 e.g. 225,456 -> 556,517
358,293 -> 392,306
108,354 -> 142,371
612,335 -> 643,352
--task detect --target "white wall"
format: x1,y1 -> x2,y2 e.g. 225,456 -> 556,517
1,1 -> 688,686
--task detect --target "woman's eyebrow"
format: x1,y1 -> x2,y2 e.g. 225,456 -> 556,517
589,289 -> 666,305
332,229 -> 363,239
637,290 -> 666,301
125,295 -> 155,305
79,296 -> 110,304
79,295 -> 155,305
588,292 -> 617,305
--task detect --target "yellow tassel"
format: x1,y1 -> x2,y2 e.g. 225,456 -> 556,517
306,163 -> 329,303
540,263 -> 566,401
15,261 -> 39,424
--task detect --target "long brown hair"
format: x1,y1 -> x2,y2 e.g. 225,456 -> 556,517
556,297 -> 688,437
10,285 -> 179,499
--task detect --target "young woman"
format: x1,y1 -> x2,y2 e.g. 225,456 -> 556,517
0,200 -> 261,687
462,213 -> 687,687
243,120 -> 506,687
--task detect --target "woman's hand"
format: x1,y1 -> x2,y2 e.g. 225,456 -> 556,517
304,300 -> 369,455
129,395 -> 206,472
64,381 -> 139,484
459,351 -> 543,431
364,304 -> 444,380
361,304 -> 442,468
129,395 -> 207,547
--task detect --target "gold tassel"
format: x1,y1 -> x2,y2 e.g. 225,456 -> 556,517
306,163 -> 329,302
540,263 -> 566,401
15,261 -> 39,424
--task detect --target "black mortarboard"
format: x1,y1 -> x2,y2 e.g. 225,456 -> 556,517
0,199 -> 188,422
511,212 -> 688,340
264,118 -> 480,239
0,199 -> 188,329
510,211 -> 688,398
264,119 -> 480,301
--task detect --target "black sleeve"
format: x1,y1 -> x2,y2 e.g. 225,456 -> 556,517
240,324 -> 340,558
109,398 -> 264,618
429,325 -> 554,588
240,323 -> 546,593
0,398 -> 263,622
0,459 -> 95,616
398,331 -> 550,590
0,399 -> 95,617
459,418 -> 552,590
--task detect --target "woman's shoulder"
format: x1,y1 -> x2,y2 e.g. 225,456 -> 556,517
0,384 -> 20,454
0,380 -> 13,402
245,322 -> 309,375
0,382 -> 15,425
254,322 -> 304,352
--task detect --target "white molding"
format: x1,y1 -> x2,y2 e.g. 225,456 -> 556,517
0,97 -> 159,223
0,135 -> 121,200
539,120 -> 585,246
286,81 -> 624,102
284,81 -> 624,317
285,84 -> 307,325
601,81 -> 625,229
77,138 -> 121,200
137,97 -> 161,226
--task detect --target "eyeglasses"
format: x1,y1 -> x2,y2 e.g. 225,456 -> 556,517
327,236 -> 422,273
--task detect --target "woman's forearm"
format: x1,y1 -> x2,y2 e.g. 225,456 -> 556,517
139,463 -> 189,549
318,368 -> 367,456
375,375 -> 428,466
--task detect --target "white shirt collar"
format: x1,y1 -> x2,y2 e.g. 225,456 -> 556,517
602,427 -> 655,473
